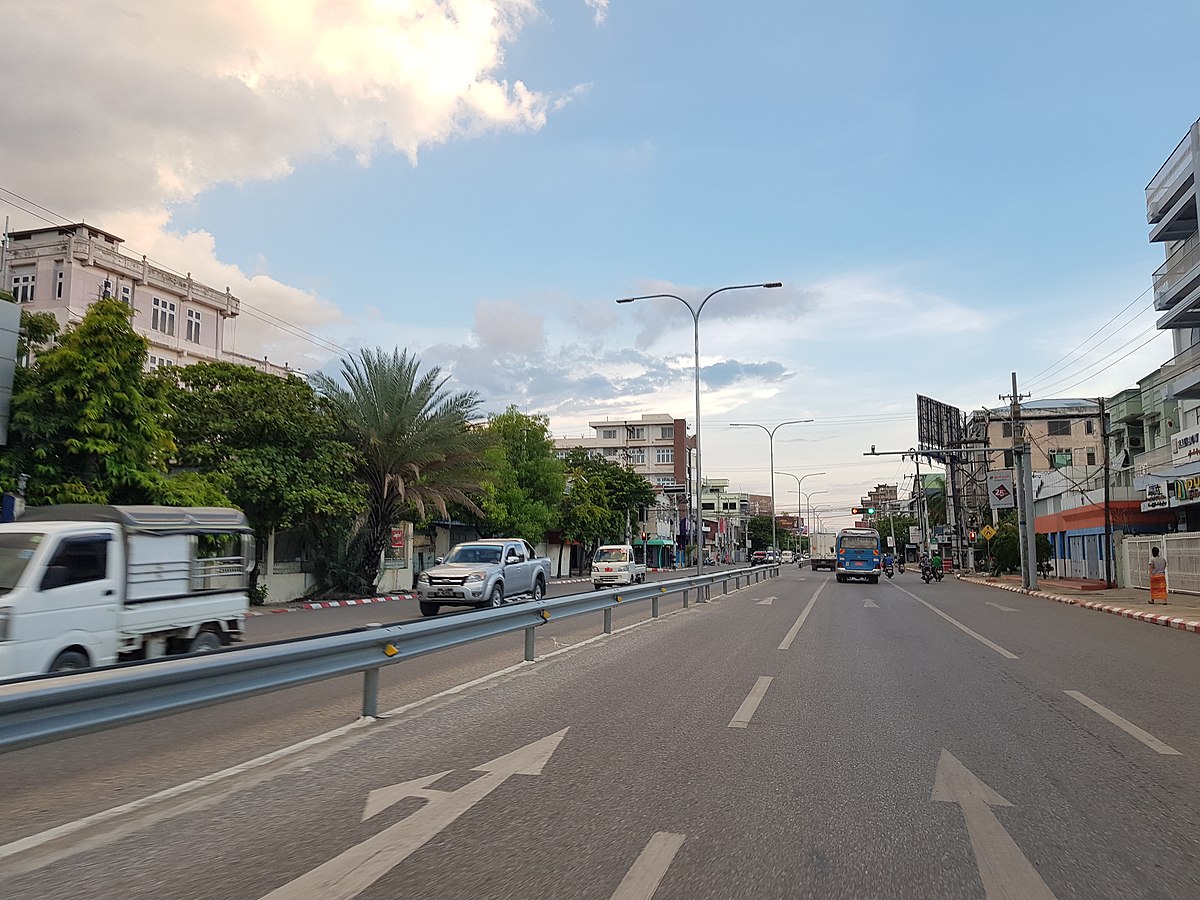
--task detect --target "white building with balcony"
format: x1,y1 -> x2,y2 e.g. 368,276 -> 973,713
2,223 -> 295,377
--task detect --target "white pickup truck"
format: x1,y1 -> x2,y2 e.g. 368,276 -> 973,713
0,504 -> 253,679
592,544 -> 647,590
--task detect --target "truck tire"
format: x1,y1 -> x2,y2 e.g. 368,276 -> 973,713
49,649 -> 89,673
532,576 -> 545,602
419,601 -> 440,617
486,583 -> 504,607
189,629 -> 225,653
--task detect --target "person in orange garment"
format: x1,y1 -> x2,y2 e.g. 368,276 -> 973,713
1148,546 -> 1168,604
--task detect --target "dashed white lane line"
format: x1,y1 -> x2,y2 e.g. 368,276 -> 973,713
1064,690 -> 1181,755
609,832 -> 687,900
756,597 -> 775,606
985,601 -> 1018,612
778,581 -> 827,650
728,676 -> 773,729
894,585 -> 1018,659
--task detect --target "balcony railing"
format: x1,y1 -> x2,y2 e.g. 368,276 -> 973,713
1147,131 -> 1195,224
1153,232 -> 1200,309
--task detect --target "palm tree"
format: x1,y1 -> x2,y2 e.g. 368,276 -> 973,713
311,348 -> 492,591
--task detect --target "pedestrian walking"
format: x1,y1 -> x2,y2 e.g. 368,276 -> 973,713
1148,546 -> 1168,604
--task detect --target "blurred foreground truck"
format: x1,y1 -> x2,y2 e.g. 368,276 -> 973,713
0,505 -> 253,679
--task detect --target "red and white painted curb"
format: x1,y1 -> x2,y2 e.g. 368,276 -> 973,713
958,576 -> 1200,635
246,577 -> 595,616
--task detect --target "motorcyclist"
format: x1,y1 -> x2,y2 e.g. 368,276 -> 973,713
920,552 -> 932,581
883,552 -> 894,568
930,550 -> 944,581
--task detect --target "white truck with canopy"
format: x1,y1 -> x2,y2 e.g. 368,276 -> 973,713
0,505 -> 253,679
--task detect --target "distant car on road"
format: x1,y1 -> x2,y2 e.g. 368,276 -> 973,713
751,551 -> 768,565
416,539 -> 550,616
780,550 -> 795,564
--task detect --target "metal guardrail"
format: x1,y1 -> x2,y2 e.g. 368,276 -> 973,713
0,565 -> 779,753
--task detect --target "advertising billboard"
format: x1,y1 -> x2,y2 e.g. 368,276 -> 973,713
916,395 -> 965,452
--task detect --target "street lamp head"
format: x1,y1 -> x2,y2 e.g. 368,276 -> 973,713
763,282 -> 783,288
616,297 -> 635,304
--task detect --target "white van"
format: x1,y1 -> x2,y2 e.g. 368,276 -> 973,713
780,550 -> 795,564
592,544 -> 647,590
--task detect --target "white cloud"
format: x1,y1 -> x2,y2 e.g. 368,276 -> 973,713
475,299 -> 546,353
585,0 -> 610,26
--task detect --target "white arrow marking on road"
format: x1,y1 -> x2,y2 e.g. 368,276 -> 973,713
863,599 -> 879,608
985,601 -> 1018,612
609,832 -> 686,900
260,729 -> 570,900
756,596 -> 775,606
932,750 -> 1056,900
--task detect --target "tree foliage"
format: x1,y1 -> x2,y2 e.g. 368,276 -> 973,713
557,449 -> 655,553
311,348 -> 492,593
0,298 -> 179,504
476,406 -> 564,542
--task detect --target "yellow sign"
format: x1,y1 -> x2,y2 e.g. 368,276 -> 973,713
980,525 -> 998,541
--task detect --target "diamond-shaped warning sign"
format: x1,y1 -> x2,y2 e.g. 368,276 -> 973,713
991,484 -> 1010,502
980,524 -> 997,541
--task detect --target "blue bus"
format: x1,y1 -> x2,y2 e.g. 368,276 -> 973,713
835,527 -> 882,583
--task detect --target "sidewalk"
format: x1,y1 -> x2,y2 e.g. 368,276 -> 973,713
958,574 -> 1200,635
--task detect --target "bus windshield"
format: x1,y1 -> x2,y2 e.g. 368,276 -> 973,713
839,535 -> 879,550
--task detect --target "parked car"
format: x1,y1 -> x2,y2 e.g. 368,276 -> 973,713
415,539 -> 550,616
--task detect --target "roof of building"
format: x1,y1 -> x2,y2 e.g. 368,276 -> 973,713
9,223 -> 125,244
983,398 -> 1099,415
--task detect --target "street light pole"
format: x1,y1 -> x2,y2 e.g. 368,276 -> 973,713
799,489 -> 829,552
731,420 -> 813,557
775,471 -> 826,553
618,282 -> 782,577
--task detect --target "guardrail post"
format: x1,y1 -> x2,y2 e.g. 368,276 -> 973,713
683,589 -> 689,608
362,667 -> 380,718
652,595 -> 660,618
603,608 -> 613,633
524,626 -> 536,661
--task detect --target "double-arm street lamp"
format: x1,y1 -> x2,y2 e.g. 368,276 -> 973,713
730,420 -> 813,556
775,471 -> 826,547
617,282 -> 782,576
798,489 -> 829,546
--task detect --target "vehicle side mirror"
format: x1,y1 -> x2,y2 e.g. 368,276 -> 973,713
506,554 -> 519,564
435,556 -> 445,565
40,565 -> 69,591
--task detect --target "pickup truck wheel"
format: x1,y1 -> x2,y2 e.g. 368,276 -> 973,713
487,584 -> 504,607
419,601 -> 440,617
532,577 -> 545,602
49,649 -> 89,673
189,630 -> 224,653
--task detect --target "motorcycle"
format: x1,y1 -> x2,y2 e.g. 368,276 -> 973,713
897,562 -> 905,575
884,563 -> 894,579
921,564 -> 934,584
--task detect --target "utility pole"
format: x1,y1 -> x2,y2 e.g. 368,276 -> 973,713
1099,396 -> 1113,587
1001,372 -> 1036,590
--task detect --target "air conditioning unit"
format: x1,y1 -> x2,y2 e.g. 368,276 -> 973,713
1128,435 -> 1145,450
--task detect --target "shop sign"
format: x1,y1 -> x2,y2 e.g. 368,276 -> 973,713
1172,426 -> 1200,466
1142,480 -> 1171,512
1171,475 -> 1200,506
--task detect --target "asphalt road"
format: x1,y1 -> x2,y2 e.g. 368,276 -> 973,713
3,568 -> 1199,899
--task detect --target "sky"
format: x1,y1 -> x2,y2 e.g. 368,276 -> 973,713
4,0 -> 1200,529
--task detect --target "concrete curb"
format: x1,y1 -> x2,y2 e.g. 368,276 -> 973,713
957,576 -> 1200,635
246,577 -> 595,616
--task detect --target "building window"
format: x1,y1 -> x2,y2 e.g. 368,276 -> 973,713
1003,449 -> 1014,468
147,354 -> 175,372
1048,419 -> 1071,437
56,269 -> 64,299
152,297 -> 176,336
601,429 -> 617,440
603,447 -> 618,456
627,447 -> 646,465
1049,449 -> 1072,468
627,426 -> 645,440
1084,419 -> 1095,435
660,425 -> 674,440
121,285 -> 132,305
11,272 -> 35,303
1086,449 -> 1096,466
186,309 -> 202,343
1001,422 -> 1013,438
655,447 -> 674,465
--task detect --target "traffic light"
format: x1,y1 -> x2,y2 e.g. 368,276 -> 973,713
851,506 -> 877,515
968,530 -> 977,542
640,531 -> 648,541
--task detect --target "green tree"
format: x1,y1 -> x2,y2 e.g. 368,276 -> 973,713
557,449 -> 656,558
0,298 -> 179,504
747,515 -> 774,552
475,406 -> 564,542
310,348 -> 492,593
159,361 -> 363,592
16,308 -> 60,364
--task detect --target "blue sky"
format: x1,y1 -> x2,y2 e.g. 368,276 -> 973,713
5,1 -> 1200,527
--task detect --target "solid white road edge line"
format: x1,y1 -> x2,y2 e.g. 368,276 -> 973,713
609,832 -> 687,900
728,676 -> 773,729
0,606 -> 684,864
894,585 -> 1019,659
778,581 -> 827,650
1064,690 -> 1182,755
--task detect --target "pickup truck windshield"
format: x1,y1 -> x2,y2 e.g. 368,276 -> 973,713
0,533 -> 40,593
594,549 -> 629,562
445,545 -> 503,565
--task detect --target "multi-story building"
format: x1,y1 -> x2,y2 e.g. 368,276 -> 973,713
554,413 -> 696,565
2,223 -> 295,376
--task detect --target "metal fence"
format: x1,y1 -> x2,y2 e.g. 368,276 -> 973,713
1122,534 -> 1200,594
0,566 -> 778,754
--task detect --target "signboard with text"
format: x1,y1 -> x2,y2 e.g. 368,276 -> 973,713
1173,426 -> 1200,467
986,470 -> 1016,509
1141,480 -> 1170,512
908,526 -> 922,544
